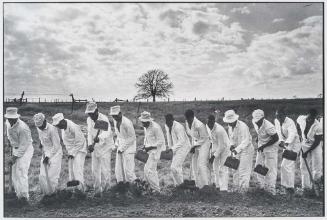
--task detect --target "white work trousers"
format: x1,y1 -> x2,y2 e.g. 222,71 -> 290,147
255,149 -> 278,194
92,150 -> 112,193
115,151 -> 137,183
232,146 -> 254,192
144,149 -> 161,192
39,151 -> 63,195
281,142 -> 300,189
300,144 -> 323,189
68,151 -> 86,191
171,146 -> 189,186
191,140 -> 211,188
12,145 -> 34,199
213,150 -> 229,191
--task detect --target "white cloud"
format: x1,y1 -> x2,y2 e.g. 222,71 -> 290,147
210,15 -> 322,98
3,3 -> 323,100
272,18 -> 284,23
231,6 -> 250,15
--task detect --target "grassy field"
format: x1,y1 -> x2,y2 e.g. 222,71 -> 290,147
3,99 -> 324,217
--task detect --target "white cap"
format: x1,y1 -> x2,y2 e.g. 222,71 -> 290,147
33,113 -> 45,127
52,113 -> 64,126
252,109 -> 264,123
138,111 -> 153,122
5,107 -> 20,119
109,105 -> 121,116
85,102 -> 97,114
223,110 -> 239,123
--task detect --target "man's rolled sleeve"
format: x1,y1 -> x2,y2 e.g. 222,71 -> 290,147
315,124 -> 323,136
266,124 -> 277,136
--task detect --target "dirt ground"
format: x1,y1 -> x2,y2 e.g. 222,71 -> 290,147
4,186 -> 324,217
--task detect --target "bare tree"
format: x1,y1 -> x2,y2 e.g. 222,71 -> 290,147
135,69 -> 173,102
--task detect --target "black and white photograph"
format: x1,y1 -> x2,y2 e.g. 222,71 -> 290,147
2,1 -> 325,218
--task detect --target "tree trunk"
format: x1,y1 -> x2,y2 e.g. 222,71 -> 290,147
152,95 -> 156,102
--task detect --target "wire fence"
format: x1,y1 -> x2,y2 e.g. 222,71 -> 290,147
4,97 -> 323,104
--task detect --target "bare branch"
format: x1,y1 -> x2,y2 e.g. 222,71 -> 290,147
135,69 -> 173,102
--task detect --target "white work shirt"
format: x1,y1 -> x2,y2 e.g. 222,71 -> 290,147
114,116 -> 136,154
296,115 -> 323,146
6,119 -> 33,157
87,113 -> 114,157
228,120 -> 253,154
144,121 -> 165,151
274,117 -> 299,145
252,119 -> 278,152
62,119 -> 87,156
185,117 -> 209,147
206,123 -> 230,157
165,121 -> 191,152
37,122 -> 63,158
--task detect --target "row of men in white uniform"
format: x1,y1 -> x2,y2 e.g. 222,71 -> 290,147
4,103 -> 323,203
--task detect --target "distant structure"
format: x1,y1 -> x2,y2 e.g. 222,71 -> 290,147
318,93 -> 323,98
69,93 -> 87,114
133,95 -> 144,102
70,93 -> 87,103
19,91 -> 25,105
7,91 -> 27,105
114,98 -> 127,102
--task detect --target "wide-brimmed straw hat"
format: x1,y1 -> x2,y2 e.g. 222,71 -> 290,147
109,105 -> 121,116
52,113 -> 64,126
252,109 -> 264,123
138,111 -> 153,122
33,113 -> 45,127
223,110 -> 239,123
85,102 -> 97,114
5,107 -> 20,119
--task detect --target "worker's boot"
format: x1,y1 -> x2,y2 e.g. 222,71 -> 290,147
40,195 -> 50,204
266,186 -> 276,196
103,183 -> 111,193
74,189 -> 86,200
286,187 -> 295,200
57,189 -> 73,201
124,182 -> 130,191
17,197 -> 29,207
94,191 -> 102,198
6,191 -> 18,200
303,188 -> 314,197
219,189 -> 228,196
5,193 -> 18,207
116,181 -> 126,194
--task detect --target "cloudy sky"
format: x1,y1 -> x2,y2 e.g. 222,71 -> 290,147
4,3 -> 323,101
